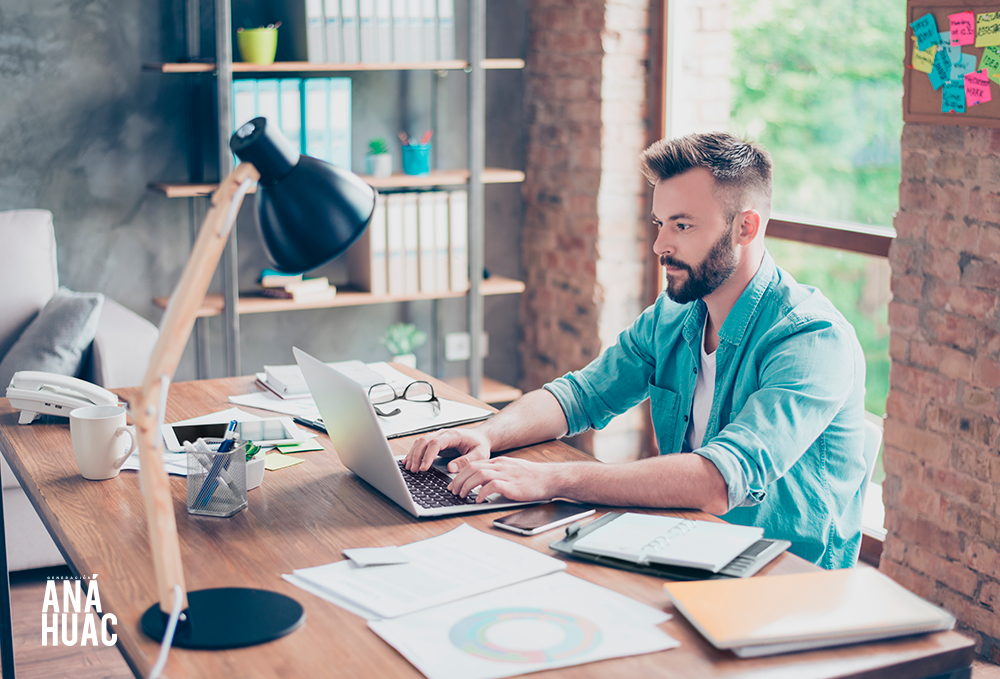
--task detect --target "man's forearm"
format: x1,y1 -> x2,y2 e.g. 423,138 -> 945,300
549,453 -> 731,515
477,388 -> 569,452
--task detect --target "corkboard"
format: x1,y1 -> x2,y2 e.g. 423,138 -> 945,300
904,0 -> 1000,127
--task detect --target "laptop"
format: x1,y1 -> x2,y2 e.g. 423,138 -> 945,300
294,347 -> 543,517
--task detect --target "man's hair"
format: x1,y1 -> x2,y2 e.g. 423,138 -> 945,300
639,132 -> 773,224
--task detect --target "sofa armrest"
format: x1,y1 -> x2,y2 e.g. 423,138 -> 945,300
81,299 -> 158,389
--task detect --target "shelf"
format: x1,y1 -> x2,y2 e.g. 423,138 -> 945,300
143,59 -> 525,74
444,376 -> 522,405
149,168 -> 525,198
154,276 -> 526,318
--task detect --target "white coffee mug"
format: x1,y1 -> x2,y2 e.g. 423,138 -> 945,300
69,405 -> 138,480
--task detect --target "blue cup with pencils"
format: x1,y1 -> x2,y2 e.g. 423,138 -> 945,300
400,130 -> 433,176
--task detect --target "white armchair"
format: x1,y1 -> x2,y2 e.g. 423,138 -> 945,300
0,209 -> 159,571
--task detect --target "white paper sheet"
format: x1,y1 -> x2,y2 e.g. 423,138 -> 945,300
369,572 -> 678,679
286,524 -> 566,619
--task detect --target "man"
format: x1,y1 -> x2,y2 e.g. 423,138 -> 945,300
405,132 -> 867,569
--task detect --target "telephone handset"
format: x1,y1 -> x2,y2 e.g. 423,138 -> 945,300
6,371 -> 120,424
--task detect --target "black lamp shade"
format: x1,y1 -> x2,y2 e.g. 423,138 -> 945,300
230,117 -> 376,273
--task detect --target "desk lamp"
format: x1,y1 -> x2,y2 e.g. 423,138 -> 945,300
136,117 -> 375,649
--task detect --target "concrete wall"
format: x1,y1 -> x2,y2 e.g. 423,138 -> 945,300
0,0 -> 525,385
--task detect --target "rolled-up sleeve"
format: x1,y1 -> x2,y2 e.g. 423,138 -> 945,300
543,303 -> 660,437
693,315 -> 862,512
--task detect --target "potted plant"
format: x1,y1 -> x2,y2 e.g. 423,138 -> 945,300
379,323 -> 427,368
366,137 -> 393,177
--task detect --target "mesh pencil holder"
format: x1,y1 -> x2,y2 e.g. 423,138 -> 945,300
187,440 -> 248,517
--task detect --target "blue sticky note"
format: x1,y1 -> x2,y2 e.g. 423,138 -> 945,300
952,52 -> 978,79
947,45 -> 963,63
911,13 -> 942,52
942,79 -> 966,113
930,45 -> 952,90
940,31 -> 951,44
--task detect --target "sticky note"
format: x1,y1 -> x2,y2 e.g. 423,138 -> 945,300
264,452 -> 304,470
976,11 -> 1000,47
982,46 -> 1000,84
276,439 -> 325,453
930,46 -> 952,90
951,11 -> 976,46
952,52 -> 978,80
942,79 -> 967,113
946,45 -> 963,63
912,39 -> 937,73
965,68 -> 993,107
911,13 -> 941,52
940,30 -> 951,45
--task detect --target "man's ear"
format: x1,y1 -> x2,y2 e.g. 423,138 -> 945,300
736,209 -> 761,244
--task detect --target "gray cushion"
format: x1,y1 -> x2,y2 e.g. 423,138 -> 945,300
0,287 -> 104,388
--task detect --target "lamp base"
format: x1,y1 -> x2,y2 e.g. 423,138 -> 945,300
141,587 -> 305,649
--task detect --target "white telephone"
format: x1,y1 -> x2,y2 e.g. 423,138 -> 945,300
6,371 -> 120,424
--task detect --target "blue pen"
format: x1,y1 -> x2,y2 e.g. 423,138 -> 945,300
195,420 -> 238,508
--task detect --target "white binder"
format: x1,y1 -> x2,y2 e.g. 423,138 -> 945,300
448,190 -> 469,292
437,0 -> 455,60
391,0 -> 409,63
256,80 -> 280,130
386,193 -> 406,295
417,192 -> 437,293
329,78 -> 352,170
341,0 -> 360,63
370,194 -> 389,295
232,80 -> 257,130
324,0 -> 343,63
402,193 -> 420,293
407,0 -> 423,61
375,0 -> 393,62
421,0 -> 438,61
278,79 -> 303,154
305,0 -> 327,63
358,0 -> 377,62
433,191 -> 451,292
304,79 -> 330,162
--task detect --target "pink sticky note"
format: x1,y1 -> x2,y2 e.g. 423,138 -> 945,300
951,11 -> 976,45
965,68 -> 993,106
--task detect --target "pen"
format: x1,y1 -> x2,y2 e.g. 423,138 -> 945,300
195,420 -> 237,507
293,416 -> 327,434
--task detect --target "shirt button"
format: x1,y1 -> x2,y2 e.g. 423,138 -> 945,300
683,415 -> 689,422
693,367 -> 698,374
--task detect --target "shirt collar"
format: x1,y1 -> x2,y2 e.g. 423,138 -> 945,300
718,249 -> 776,346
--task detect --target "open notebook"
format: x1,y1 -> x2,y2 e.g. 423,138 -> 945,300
664,567 -> 955,657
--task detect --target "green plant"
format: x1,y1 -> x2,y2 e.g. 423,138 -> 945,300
379,323 -> 427,356
368,137 -> 390,155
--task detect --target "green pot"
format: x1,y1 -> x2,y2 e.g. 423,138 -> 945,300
237,28 -> 278,65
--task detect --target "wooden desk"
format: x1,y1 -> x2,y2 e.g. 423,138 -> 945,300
0,374 -> 973,678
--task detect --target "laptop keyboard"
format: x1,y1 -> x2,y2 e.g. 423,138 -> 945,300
397,461 -> 478,508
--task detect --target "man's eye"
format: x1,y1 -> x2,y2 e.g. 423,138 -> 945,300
676,222 -> 693,231
652,220 -> 663,229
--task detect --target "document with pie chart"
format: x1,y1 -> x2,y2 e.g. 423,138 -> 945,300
369,572 -> 678,679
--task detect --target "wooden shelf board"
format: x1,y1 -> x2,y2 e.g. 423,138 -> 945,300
153,276 -> 525,318
444,376 -> 522,404
148,168 -> 524,198
143,58 -> 524,74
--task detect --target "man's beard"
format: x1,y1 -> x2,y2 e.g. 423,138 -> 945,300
661,223 -> 738,304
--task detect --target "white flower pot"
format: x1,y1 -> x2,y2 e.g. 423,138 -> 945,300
366,153 -> 393,177
393,353 -> 417,368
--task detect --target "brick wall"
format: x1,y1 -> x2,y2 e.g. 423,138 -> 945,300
668,0 -> 732,135
520,0 -> 651,460
883,122 -> 1000,660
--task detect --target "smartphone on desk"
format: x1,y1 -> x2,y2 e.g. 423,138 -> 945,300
493,501 -> 596,536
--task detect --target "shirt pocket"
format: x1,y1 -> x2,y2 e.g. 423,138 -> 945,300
648,381 -> 681,453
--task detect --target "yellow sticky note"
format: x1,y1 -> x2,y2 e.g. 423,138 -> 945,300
977,11 -> 1000,48
277,440 -> 325,453
265,452 -> 304,471
911,38 -> 937,74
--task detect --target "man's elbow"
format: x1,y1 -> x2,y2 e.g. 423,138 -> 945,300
699,491 -> 730,516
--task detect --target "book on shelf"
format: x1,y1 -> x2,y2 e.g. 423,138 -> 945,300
437,0 -> 455,60
324,0 -> 343,63
417,191 -> 437,293
259,268 -> 303,288
421,0 -> 438,61
359,0 -> 377,63
256,276 -> 335,301
341,0 -> 361,63
375,0 -> 393,62
305,0 -> 327,63
663,567 -> 956,658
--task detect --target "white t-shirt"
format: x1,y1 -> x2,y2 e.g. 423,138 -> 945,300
685,322 -> 717,451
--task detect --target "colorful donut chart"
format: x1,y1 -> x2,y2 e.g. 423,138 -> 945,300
448,607 -> 602,664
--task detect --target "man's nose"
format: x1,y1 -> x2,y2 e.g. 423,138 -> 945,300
653,229 -> 674,257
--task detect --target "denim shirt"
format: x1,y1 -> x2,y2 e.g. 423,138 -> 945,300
544,251 -> 867,569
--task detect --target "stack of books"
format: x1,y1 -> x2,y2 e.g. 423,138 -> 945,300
256,269 -> 336,301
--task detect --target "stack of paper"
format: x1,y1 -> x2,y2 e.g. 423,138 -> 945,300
285,525 -> 677,679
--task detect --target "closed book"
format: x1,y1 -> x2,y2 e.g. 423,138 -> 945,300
257,286 -> 336,301
264,364 -> 311,396
421,0 -> 437,61
437,0 -> 455,60
402,193 -> 420,293
359,0 -> 377,62
433,191 -> 450,291
284,276 -> 330,294
448,189 -> 468,291
324,0 -> 343,63
391,0 -> 409,63
305,0 -> 327,63
328,78 -> 352,170
256,79 -> 280,129
375,0 -> 393,62
279,79 -> 303,154
386,193 -> 406,294
664,568 -> 956,657
259,269 -> 303,288
341,0 -> 360,63
406,0 -> 423,61
417,192 -> 437,292
304,79 -> 330,162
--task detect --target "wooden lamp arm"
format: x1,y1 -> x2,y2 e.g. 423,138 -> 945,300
134,162 -> 260,613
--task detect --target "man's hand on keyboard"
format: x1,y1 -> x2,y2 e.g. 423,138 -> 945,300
404,428 -> 491,473
447,457 -> 562,503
